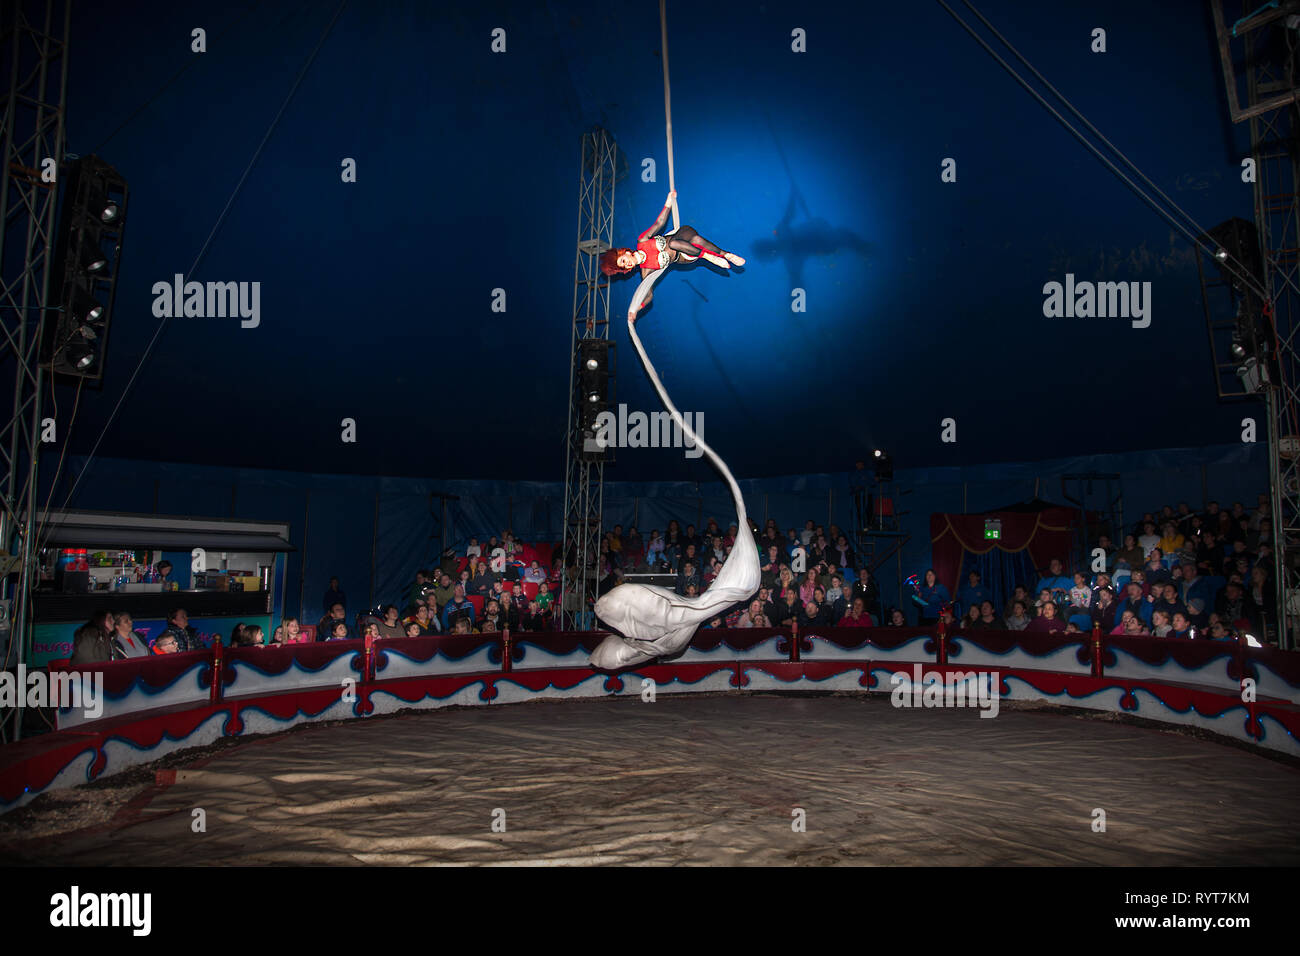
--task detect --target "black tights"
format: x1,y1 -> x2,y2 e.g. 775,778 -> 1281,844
666,225 -> 724,259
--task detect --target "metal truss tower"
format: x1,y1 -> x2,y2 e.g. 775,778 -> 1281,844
560,128 -> 621,630
1212,1 -> 1300,650
0,0 -> 68,734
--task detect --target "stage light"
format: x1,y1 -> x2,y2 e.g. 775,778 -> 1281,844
1231,340 -> 1246,359
78,245 -> 108,275
873,449 -> 883,458
585,357 -> 599,371
40,155 -> 129,380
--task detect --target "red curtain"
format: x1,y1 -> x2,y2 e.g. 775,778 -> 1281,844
929,509 -> 1076,594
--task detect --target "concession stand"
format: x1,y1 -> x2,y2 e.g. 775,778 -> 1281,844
29,510 -> 294,666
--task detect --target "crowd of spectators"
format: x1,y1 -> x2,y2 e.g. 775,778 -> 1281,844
909,495 -> 1275,643
67,495 -> 1274,662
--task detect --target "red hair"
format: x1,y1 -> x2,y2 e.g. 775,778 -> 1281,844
601,248 -> 635,276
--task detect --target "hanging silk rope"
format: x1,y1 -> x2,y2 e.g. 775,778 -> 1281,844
659,0 -> 679,232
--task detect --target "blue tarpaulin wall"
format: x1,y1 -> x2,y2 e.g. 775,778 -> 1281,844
44,442 -> 1267,623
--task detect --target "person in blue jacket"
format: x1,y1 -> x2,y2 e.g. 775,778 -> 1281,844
1113,581 -> 1154,629
1034,558 -> 1073,607
956,570 -> 993,617
917,568 -> 951,625
441,585 -> 476,631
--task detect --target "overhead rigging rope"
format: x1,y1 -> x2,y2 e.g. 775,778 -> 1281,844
938,0 -> 1274,303
659,0 -> 679,231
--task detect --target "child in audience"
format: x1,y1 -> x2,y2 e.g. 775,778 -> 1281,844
646,530 -> 665,566
1069,572 -> 1091,609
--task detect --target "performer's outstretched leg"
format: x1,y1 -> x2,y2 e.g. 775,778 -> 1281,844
668,226 -> 746,268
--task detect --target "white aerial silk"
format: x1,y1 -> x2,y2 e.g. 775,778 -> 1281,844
588,269 -> 760,669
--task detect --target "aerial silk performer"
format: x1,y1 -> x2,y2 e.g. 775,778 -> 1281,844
599,190 -> 745,317
588,0 -> 757,669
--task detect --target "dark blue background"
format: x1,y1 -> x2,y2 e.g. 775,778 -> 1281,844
60,0 -> 1254,482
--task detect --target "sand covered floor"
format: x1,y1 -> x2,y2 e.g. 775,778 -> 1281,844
3,694 -> 1298,866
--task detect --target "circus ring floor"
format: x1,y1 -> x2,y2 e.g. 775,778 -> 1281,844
2,693 -> 1297,866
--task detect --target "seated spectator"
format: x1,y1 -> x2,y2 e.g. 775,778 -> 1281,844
1026,601 -> 1066,634
831,534 -> 855,570
522,560 -> 547,584
1093,534 -> 1116,572
1150,609 -> 1172,638
1090,587 -> 1116,631
450,617 -> 476,635
1170,611 -> 1194,639
839,597 -> 874,627
405,569 -> 433,609
1115,582 -> 1153,629
404,605 -> 437,636
799,599 -> 832,628
374,606 -> 403,642
972,600 -> 1004,630
153,630 -> 181,653
1034,559 -> 1072,606
404,621 -> 422,638
466,538 -> 482,559
1138,521 -> 1161,557
1122,613 -> 1149,637
520,600 -> 548,631
887,608 -> 906,627
1151,582 -> 1186,621
772,591 -> 800,627
1007,585 -> 1033,614
1115,534 -> 1144,570
677,561 -> 701,597
1068,572 -> 1092,610
433,573 -> 456,608
760,546 -> 783,589
327,621 -> 351,641
736,599 -> 767,628
1004,600 -> 1030,631
317,603 -> 350,642
960,604 -> 982,631
1110,609 -> 1138,635
230,623 -> 245,646
160,608 -> 200,652
278,617 -> 304,644
1142,549 -> 1171,587
535,581 -> 555,614
232,624 -> 263,648
646,529 -> 666,567
1207,620 -> 1232,641
466,563 -> 492,597
441,586 -> 476,631
1158,522 -> 1185,556
498,592 -> 521,631
69,619 -> 118,665
458,568 -> 473,594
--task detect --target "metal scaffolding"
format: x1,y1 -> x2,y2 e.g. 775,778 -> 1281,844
0,0 -> 69,738
559,128 -> 620,630
1212,1 -> 1300,649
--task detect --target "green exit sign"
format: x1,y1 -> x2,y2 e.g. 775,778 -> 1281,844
984,519 -> 1002,540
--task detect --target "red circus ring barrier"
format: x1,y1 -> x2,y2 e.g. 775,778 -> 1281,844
2,623 -> 1297,812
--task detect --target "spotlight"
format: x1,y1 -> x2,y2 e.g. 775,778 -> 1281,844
873,449 -> 883,458
78,244 -> 107,274
64,338 -> 94,370
585,357 -> 599,371
40,155 -> 129,380
1231,340 -> 1246,359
